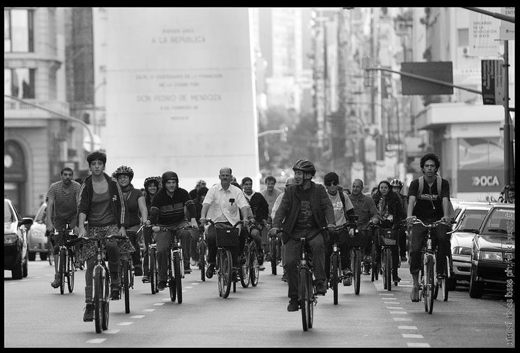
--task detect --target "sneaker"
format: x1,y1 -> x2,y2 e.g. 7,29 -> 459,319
110,288 -> 120,300
50,278 -> 61,288
342,268 -> 353,277
134,266 -> 143,276
401,255 -> 407,262
184,265 -> 192,274
206,264 -> 215,279
287,298 -> 299,312
157,281 -> 167,291
393,274 -> 401,283
142,276 -> 150,283
343,276 -> 352,286
316,281 -> 327,295
83,303 -> 94,322
259,264 -> 265,271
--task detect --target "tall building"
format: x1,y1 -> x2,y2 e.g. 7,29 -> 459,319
4,7 -> 88,216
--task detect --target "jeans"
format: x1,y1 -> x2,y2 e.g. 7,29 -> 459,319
155,221 -> 192,283
284,229 -> 326,299
409,222 -> 450,276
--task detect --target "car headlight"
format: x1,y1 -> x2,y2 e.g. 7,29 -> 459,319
4,234 -> 19,245
478,251 -> 503,261
452,246 -> 472,256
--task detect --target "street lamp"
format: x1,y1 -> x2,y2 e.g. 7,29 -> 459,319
4,94 -> 95,152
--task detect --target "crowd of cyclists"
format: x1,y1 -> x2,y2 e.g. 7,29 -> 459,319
45,149 -> 460,319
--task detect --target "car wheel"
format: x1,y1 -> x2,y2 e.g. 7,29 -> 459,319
28,252 -> 36,261
469,266 -> 484,298
12,254 -> 23,279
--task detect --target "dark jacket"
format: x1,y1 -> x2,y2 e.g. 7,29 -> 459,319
245,192 -> 269,223
272,181 -> 335,242
78,172 -> 128,228
150,187 -> 196,225
372,191 -> 406,230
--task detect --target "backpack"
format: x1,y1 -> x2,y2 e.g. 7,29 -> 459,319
417,175 -> 455,220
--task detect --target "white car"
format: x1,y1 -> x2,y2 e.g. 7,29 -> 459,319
27,202 -> 49,261
449,201 -> 494,288
4,198 -> 33,279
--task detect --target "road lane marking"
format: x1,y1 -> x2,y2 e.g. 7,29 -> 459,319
130,315 -> 145,318
402,334 -> 424,339
386,306 -> 404,310
142,309 -> 155,312
118,322 -> 133,326
389,311 -> 408,314
86,339 -> 106,344
398,326 -> 417,330
393,317 -> 412,321
154,302 -> 165,306
407,343 -> 430,347
103,330 -> 119,334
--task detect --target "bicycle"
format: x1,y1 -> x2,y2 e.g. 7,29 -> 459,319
411,218 -> 454,314
146,225 -> 159,295
378,225 -> 400,291
367,222 -> 380,282
267,226 -> 282,275
154,225 -> 193,303
72,234 -> 128,333
239,220 -> 260,288
328,226 -> 343,305
115,253 -> 134,313
346,215 -> 365,295
205,219 -> 242,298
53,223 -> 77,295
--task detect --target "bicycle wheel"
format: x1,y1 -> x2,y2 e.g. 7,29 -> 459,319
198,240 -> 206,282
269,236 -> 277,275
94,266 -> 104,333
385,248 -> 392,291
149,248 -> 158,294
102,271 -> 110,331
299,267 -> 312,331
424,256 -> 435,314
169,252 -> 176,302
59,248 -> 66,295
240,247 -> 251,288
331,253 -> 339,305
441,256 -> 449,301
250,246 -> 260,287
122,260 -> 130,313
67,248 -> 75,293
370,242 -> 379,281
352,248 -> 362,295
174,251 -> 183,304
220,249 -> 233,298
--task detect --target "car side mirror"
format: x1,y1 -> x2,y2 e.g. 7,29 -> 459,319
20,217 -> 34,227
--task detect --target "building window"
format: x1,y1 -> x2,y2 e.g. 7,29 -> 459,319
4,68 -> 36,99
4,8 -> 34,53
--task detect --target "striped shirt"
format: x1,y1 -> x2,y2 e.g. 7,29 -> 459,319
46,180 -> 81,229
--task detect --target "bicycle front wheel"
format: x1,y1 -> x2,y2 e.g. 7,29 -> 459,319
384,248 -> 392,291
173,251 -> 183,304
269,236 -> 277,275
371,242 -> 379,281
59,248 -> 67,295
149,248 -> 158,294
122,260 -> 130,313
352,248 -> 362,295
250,246 -> 260,287
218,249 -> 232,298
331,253 -> 339,305
198,241 -> 206,282
299,267 -> 313,331
94,266 -> 104,333
424,256 -> 435,314
240,247 -> 251,288
67,248 -> 75,293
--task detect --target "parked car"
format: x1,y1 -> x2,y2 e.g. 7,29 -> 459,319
27,202 -> 49,261
449,202 -> 494,288
4,198 -> 33,279
469,203 -> 515,298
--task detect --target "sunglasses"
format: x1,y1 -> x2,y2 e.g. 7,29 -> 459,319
326,181 -> 338,186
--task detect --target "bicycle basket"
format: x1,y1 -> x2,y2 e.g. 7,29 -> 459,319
215,226 -> 240,247
348,230 -> 368,248
379,228 -> 397,246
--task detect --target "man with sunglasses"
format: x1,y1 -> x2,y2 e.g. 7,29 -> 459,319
323,172 -> 357,286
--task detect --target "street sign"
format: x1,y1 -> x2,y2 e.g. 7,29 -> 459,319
481,59 -> 504,105
401,62 -> 454,96
468,7 -> 501,57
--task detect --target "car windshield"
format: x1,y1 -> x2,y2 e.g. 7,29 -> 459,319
458,209 -> 488,232
483,208 -> 515,236
34,205 -> 47,223
4,200 -> 14,223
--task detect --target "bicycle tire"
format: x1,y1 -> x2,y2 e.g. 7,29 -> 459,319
218,249 -> 232,298
299,268 -> 311,331
269,236 -> 277,275
250,246 -> 260,287
240,246 -> 251,288
67,248 -> 75,293
424,256 -> 435,314
122,260 -> 130,313
59,248 -> 66,295
352,248 -> 362,295
331,253 -> 339,305
169,251 -> 176,302
102,270 -> 110,330
370,242 -> 378,282
385,248 -> 392,291
198,241 -> 206,282
307,270 -> 314,329
149,248 -> 158,294
442,256 -> 449,301
174,251 -> 183,304
94,266 -> 104,333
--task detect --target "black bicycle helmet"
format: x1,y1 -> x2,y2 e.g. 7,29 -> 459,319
144,176 -> 160,188
292,158 -> 316,176
113,165 -> 134,181
390,178 -> 403,189
162,171 -> 178,185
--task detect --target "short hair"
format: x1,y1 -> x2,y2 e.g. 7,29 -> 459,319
241,177 -> 253,185
219,167 -> 232,175
87,150 -> 107,165
420,152 -> 440,169
353,179 -> 364,188
61,167 -> 73,175
264,176 -> 277,184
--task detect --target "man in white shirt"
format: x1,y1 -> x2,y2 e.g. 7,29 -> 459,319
200,167 -> 251,278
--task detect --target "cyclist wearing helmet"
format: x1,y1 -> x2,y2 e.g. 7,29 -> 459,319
269,159 -> 336,312
113,166 -> 147,277
78,150 -> 133,322
141,176 -> 161,283
406,153 -> 451,302
149,171 -> 198,291
390,178 -> 408,261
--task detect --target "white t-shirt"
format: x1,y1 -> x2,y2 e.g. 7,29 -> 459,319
203,183 -> 249,224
